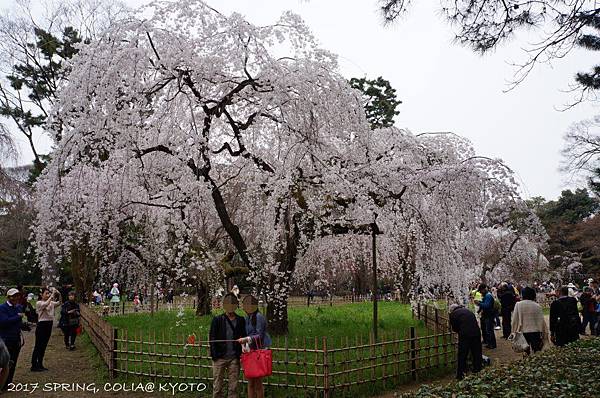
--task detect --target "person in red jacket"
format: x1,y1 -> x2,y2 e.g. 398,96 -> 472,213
579,287 -> 597,335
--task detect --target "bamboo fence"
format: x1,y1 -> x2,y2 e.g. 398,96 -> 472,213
80,302 -> 456,397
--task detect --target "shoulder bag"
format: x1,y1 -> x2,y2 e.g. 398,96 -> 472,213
240,336 -> 272,379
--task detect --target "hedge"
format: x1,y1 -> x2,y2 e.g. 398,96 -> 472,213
406,338 -> 600,397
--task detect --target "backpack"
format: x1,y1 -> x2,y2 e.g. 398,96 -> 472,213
493,299 -> 501,312
559,298 -> 581,330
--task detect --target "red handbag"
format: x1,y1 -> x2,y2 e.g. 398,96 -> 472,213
75,325 -> 83,336
240,338 -> 272,379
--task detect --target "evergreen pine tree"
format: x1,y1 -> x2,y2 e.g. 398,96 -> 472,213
0,26 -> 83,181
576,15 -> 600,91
349,76 -> 402,129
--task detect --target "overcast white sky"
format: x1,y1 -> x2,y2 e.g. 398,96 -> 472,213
5,0 -> 599,200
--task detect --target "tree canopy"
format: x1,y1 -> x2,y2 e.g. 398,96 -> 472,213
32,0 -> 545,332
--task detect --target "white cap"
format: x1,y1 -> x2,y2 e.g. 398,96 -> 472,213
113,283 -> 118,287
567,283 -> 576,288
6,288 -> 19,297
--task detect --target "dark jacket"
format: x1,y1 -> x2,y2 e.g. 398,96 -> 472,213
579,292 -> 597,315
550,296 -> 580,345
245,311 -> 272,349
0,302 -> 23,343
209,313 -> 246,360
449,307 -> 481,338
499,289 -> 516,313
59,301 -> 80,329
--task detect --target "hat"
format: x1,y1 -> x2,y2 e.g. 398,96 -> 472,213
113,283 -> 118,287
6,288 -> 19,297
567,283 -> 576,288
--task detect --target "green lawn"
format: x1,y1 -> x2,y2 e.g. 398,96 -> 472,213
107,302 -> 426,342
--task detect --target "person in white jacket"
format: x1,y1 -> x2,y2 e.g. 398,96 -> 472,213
511,286 -> 549,354
31,287 -> 61,371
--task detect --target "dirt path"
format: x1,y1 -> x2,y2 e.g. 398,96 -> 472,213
2,324 -> 173,398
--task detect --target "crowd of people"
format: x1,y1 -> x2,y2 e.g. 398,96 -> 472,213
0,285 -> 81,391
450,279 -> 598,380
91,284 -> 178,314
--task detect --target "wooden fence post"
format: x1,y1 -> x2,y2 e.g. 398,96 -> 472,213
434,308 -> 439,330
424,305 -> 428,327
111,328 -> 118,379
410,327 -> 417,381
323,337 -> 329,398
122,301 -> 125,315
417,303 -> 421,320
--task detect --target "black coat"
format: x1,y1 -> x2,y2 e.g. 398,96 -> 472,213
209,313 -> 246,360
59,301 -> 80,329
550,297 -> 580,345
498,290 -> 516,313
579,292 -> 597,315
450,307 -> 481,338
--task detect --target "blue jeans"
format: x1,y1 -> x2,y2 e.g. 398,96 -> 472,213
581,313 -> 597,335
482,315 -> 497,348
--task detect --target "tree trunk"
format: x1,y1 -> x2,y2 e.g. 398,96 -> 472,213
397,238 -> 416,304
267,291 -> 289,335
195,281 -> 211,316
71,246 -> 96,303
150,274 -> 156,316
265,208 -> 299,336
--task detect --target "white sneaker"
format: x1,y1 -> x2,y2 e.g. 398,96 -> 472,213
494,326 -> 501,330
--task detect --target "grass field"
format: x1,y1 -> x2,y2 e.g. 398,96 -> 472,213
107,302 -> 426,341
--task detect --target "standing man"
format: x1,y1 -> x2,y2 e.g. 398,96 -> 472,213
498,282 -> 516,339
0,288 -> 24,390
209,293 -> 246,398
578,287 -> 597,336
449,304 -> 482,380
550,286 -> 581,346
477,284 -> 497,349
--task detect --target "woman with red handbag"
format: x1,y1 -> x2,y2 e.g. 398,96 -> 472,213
237,295 -> 272,398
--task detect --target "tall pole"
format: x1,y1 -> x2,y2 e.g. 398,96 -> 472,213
372,224 -> 378,341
